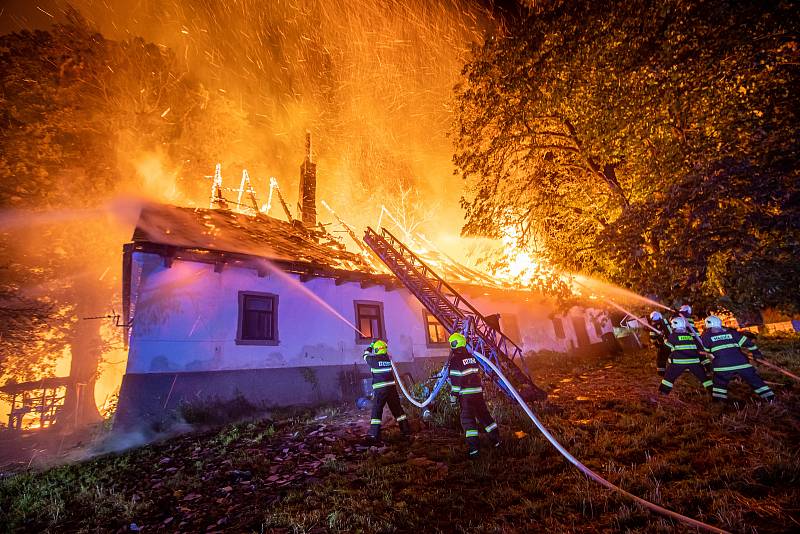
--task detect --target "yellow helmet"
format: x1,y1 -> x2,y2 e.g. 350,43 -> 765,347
372,339 -> 388,355
448,332 -> 466,349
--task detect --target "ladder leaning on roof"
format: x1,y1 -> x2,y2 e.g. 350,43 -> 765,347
363,227 -> 547,403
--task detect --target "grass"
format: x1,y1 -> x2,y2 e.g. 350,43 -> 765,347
1,335 -> 799,533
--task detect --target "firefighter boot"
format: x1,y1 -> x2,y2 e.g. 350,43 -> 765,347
485,422 -> 500,448
465,429 -> 480,459
398,417 -> 412,437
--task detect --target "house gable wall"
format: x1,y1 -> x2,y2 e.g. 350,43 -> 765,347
126,251 -> 605,375
117,251 -> 609,428
126,251 -> 451,374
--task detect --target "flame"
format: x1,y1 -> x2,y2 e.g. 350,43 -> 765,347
489,222 -> 570,295
2,0 -> 498,429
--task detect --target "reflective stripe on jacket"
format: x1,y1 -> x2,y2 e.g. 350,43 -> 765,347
448,346 -> 483,396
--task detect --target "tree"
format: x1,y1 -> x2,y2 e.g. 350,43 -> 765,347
0,12 -> 201,426
454,0 -> 800,314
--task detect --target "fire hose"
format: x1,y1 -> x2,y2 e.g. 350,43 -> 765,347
390,355 -> 730,534
390,361 -> 450,408
753,358 -> 800,382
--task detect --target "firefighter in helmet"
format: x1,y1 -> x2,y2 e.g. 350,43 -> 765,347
676,303 -> 711,369
677,304 -> 696,329
363,339 -> 411,442
447,332 -> 500,458
659,317 -> 713,396
700,316 -> 774,402
648,311 -> 671,376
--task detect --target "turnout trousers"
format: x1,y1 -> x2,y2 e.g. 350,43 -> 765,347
459,394 -> 499,456
656,347 -> 670,376
712,365 -> 774,401
368,385 -> 409,439
659,363 -> 712,394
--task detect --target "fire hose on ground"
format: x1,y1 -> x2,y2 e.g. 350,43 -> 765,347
753,358 -> 800,382
390,357 -> 731,534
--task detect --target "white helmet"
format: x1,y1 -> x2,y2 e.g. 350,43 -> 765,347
670,316 -> 688,331
649,311 -> 662,321
679,304 -> 692,316
705,315 -> 723,329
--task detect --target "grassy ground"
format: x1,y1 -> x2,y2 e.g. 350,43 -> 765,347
2,335 -> 799,533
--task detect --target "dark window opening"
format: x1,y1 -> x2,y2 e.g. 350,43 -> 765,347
424,311 -> 448,345
237,292 -> 278,345
355,301 -> 385,343
593,319 -> 604,337
571,316 -> 590,348
552,317 -> 565,339
500,314 -> 522,346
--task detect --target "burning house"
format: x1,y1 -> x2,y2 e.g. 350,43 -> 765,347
115,140 -> 608,429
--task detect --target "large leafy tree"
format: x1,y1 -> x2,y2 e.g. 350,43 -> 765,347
0,12 -> 202,425
454,0 -> 799,314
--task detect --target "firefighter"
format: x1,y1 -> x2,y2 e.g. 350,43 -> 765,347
363,339 -> 411,441
447,333 -> 500,458
659,317 -> 713,396
677,304 -> 697,330
648,311 -> 671,376
700,316 -> 775,402
676,304 -> 711,369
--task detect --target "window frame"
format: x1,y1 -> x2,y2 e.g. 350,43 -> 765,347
353,300 -> 386,345
422,310 -> 449,347
236,291 -> 279,346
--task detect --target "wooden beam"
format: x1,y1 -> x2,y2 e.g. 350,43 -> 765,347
214,261 -> 225,273
360,280 -> 376,289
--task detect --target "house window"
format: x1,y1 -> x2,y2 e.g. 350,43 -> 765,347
552,317 -> 565,339
355,301 -> 385,343
237,292 -> 278,345
501,314 -> 523,346
424,311 -> 448,346
593,319 -> 604,337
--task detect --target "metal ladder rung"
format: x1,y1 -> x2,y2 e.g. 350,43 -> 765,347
363,227 -> 546,402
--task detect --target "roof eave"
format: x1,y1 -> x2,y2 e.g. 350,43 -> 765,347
127,240 -> 402,289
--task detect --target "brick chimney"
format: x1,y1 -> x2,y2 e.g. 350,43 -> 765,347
298,131 -> 317,227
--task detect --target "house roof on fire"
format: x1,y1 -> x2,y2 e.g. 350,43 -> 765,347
131,202 -> 377,273
129,202 -> 513,293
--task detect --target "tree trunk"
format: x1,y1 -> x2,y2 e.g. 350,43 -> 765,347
58,283 -> 104,429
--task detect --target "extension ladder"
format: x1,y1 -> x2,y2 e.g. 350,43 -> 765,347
363,227 -> 547,402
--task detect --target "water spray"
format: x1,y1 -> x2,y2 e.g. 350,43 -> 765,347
572,279 -> 800,383
570,274 -> 674,312
572,279 -> 663,336
254,258 -> 362,335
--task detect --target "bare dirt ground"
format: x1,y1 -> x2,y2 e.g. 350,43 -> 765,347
1,336 -> 799,533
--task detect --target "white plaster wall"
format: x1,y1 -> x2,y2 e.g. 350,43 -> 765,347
126,252 -> 601,374
458,292 -> 603,353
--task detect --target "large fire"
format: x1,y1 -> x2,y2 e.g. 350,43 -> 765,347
0,0 -> 517,430
3,0 -> 676,436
